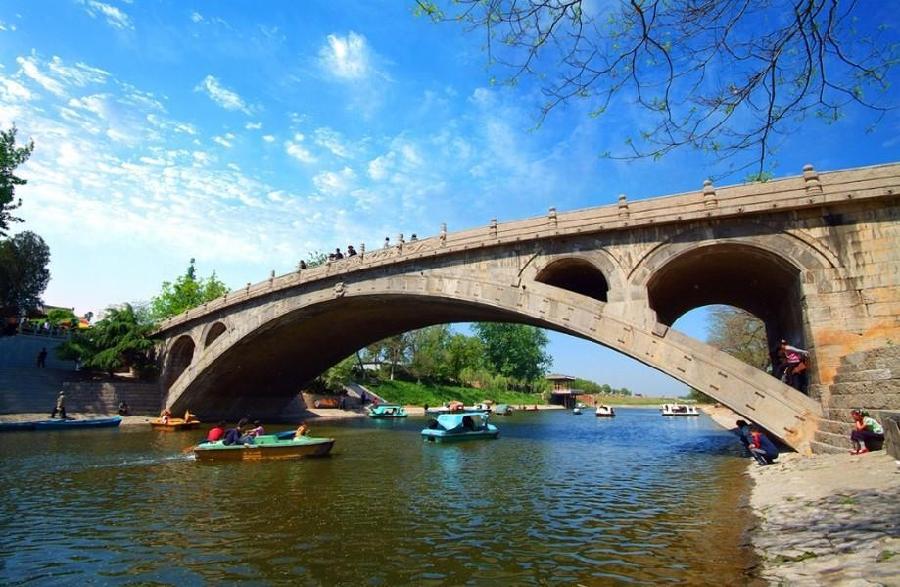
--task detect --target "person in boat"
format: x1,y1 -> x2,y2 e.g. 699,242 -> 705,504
160,408 -> 172,424
117,401 -> 130,416
849,410 -> 884,455
183,409 -> 197,423
240,420 -> 265,444
50,390 -> 66,419
207,421 -> 226,442
223,418 -> 248,445
748,426 -> 779,465
295,422 -> 310,437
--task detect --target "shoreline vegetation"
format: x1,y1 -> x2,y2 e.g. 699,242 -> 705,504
701,405 -> 900,584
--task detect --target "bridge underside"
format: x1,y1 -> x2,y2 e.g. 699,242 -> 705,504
171,296 -> 560,420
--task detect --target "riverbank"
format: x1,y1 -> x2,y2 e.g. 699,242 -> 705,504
700,405 -> 900,585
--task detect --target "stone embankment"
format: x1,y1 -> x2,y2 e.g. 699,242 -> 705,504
701,405 -> 900,585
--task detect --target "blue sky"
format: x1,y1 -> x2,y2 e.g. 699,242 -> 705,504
1,1 -> 898,395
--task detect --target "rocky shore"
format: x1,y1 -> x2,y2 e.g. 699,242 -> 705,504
702,405 -> 900,585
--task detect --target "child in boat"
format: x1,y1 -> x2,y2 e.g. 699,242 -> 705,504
207,421 -> 226,442
295,422 -> 310,437
239,420 -> 264,444
223,418 -> 247,445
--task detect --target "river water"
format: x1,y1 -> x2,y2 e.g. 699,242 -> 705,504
1,408 -> 758,585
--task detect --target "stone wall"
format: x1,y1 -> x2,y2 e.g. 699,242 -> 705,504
62,380 -> 162,416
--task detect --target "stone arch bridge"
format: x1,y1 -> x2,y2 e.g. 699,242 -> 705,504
154,163 -> 900,453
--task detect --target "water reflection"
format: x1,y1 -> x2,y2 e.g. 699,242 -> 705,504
0,408 -> 756,585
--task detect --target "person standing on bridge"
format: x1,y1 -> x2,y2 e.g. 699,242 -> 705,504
777,340 -> 809,391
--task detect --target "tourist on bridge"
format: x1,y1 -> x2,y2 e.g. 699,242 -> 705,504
849,410 -> 884,455
347,245 -> 357,257
50,390 -> 66,419
748,426 -> 779,465
334,248 -> 344,260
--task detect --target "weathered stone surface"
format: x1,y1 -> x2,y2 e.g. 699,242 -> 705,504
833,368 -> 894,384
150,162 -> 900,452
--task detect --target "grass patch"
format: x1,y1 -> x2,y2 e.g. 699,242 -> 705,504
876,550 -> 895,563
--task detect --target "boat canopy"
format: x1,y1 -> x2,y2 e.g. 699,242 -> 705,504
435,413 -> 490,431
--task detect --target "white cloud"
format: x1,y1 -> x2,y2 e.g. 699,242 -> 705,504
212,133 -> 235,148
16,56 -> 65,96
262,134 -> 275,143
245,121 -> 262,130
0,20 -> 18,32
313,167 -> 357,195
319,32 -> 372,80
47,57 -> 109,87
0,76 -> 33,101
313,127 -> 354,158
190,11 -> 204,23
78,0 -> 133,31
284,133 -> 314,163
195,75 -> 251,114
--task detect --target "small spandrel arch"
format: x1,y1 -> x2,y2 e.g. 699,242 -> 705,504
535,258 -> 609,302
205,322 -> 227,348
164,335 -> 196,391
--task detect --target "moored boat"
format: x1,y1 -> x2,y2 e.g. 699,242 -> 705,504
660,403 -> 699,416
494,404 -> 513,416
421,413 -> 499,442
595,405 -> 615,417
32,416 -> 123,430
192,433 -> 335,462
150,417 -> 202,431
573,407 -> 582,415
368,404 -> 407,418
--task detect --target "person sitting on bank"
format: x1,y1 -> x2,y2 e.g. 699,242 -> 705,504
749,426 -> 779,465
223,418 -> 247,446
50,390 -> 66,419
295,422 -> 310,438
207,421 -> 226,442
117,401 -> 130,416
735,419 -> 753,453
849,410 -> 884,455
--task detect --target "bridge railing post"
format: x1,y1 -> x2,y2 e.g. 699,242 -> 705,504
617,195 -> 629,219
703,179 -> 718,209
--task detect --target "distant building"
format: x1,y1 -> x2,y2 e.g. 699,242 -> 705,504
546,373 -> 585,409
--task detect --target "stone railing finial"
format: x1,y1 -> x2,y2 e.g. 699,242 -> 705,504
359,242 -> 365,258
803,163 -> 822,195
548,207 -> 557,227
490,218 -> 498,237
440,223 -> 447,245
617,194 -> 629,219
703,179 -> 718,208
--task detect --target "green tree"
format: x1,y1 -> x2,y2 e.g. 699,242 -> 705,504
446,333 -> 486,382
322,355 -> 358,392
149,258 -> 229,321
473,322 -> 551,386
707,305 -> 770,370
417,1 -> 897,177
0,230 -> 50,318
57,304 -> 156,376
298,250 -> 329,270
46,307 -> 78,329
0,126 -> 34,237
407,325 -> 452,382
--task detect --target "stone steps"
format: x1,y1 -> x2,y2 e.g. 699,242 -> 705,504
838,346 -> 900,372
809,440 -> 848,455
828,392 -> 900,410
813,429 -> 854,450
833,368 -> 894,383
0,335 -> 76,370
816,418 -> 853,436
829,379 -> 900,397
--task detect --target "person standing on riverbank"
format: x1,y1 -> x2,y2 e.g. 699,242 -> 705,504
50,390 -> 66,419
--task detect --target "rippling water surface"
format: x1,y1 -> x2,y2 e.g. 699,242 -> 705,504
1,409 -> 756,585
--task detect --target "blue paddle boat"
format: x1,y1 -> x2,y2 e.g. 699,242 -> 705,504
368,404 -> 407,418
32,416 -> 123,430
421,413 -> 499,442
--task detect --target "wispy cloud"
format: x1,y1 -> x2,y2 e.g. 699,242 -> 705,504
78,0 -> 133,31
16,55 -> 66,96
319,32 -> 372,80
195,74 -> 251,114
284,133 -> 315,163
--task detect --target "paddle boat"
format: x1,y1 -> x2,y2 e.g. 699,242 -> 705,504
573,407 -> 582,415
494,404 -> 513,416
31,416 -> 123,430
192,433 -> 335,462
595,405 -> 616,417
421,413 -> 499,442
368,404 -> 407,418
151,417 -> 202,431
660,403 -> 699,416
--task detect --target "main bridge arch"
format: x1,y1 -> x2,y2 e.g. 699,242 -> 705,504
163,268 -> 821,451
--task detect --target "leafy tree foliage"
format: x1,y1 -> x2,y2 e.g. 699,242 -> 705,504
57,304 -> 156,376
417,1 -> 898,177
0,126 -> 34,237
149,258 -> 229,321
574,377 -> 631,396
46,307 -> 78,328
473,322 -> 551,384
0,230 -> 50,318
706,305 -> 770,370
